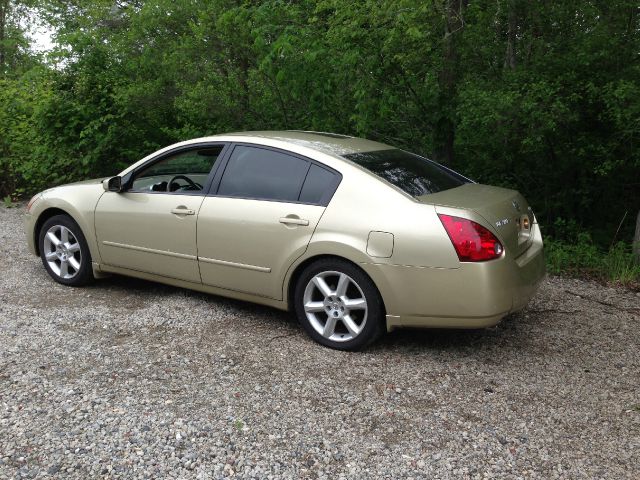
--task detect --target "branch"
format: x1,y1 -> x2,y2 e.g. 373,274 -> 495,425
564,290 -> 640,315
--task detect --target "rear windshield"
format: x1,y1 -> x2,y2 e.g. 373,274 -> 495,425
343,149 -> 469,196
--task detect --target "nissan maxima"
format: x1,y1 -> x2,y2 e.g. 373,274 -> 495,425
25,131 -> 545,350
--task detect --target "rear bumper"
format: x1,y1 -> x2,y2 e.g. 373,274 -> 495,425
362,224 -> 545,331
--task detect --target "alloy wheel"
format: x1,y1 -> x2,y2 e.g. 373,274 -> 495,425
302,270 -> 368,342
43,224 -> 83,280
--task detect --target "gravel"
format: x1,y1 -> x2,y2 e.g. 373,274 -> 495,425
1,204 -> 639,479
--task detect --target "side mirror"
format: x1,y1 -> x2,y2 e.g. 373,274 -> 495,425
103,176 -> 122,192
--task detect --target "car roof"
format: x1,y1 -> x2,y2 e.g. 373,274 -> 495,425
214,130 -> 394,156
119,131 -> 396,178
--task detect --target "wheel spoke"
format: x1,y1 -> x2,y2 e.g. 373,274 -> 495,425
50,262 -> 61,276
335,273 -> 349,296
304,301 -> 325,313
323,317 -> 338,338
67,242 -> 81,253
46,231 -> 61,247
312,276 -> 332,298
60,227 -> 70,244
344,298 -> 366,310
59,260 -> 69,278
342,314 -> 361,336
68,257 -> 81,272
45,251 -> 58,261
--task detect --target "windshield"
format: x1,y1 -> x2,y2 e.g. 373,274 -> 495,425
343,149 -> 470,197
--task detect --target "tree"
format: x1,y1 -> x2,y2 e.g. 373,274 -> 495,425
1,0 -> 639,247
0,0 -> 35,76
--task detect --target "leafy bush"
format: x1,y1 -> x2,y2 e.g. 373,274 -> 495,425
545,234 -> 640,287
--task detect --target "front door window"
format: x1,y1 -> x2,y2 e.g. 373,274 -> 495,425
130,146 -> 223,193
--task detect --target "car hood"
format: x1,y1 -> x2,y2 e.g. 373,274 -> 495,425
42,178 -> 106,194
65,178 -> 108,186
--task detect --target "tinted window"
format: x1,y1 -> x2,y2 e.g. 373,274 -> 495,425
343,149 -> 469,197
218,146 -> 310,202
299,165 -> 336,204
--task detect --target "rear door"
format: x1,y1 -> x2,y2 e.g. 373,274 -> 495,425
197,144 -> 340,299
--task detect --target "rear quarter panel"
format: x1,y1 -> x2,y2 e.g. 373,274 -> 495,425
309,167 -> 460,270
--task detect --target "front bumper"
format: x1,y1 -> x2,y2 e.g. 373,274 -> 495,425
24,212 -> 37,256
362,223 -> 545,331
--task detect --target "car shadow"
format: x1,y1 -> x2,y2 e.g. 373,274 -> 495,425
93,273 -> 298,322
91,274 -> 529,353
378,325 -> 509,350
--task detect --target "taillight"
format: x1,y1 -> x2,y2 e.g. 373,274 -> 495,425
438,214 -> 503,262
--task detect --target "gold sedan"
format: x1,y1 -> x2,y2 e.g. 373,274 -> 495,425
25,131 -> 545,350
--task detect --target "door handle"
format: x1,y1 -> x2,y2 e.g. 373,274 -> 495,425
171,207 -> 195,215
279,216 -> 309,226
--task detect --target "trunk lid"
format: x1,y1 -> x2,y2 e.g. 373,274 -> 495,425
417,183 -> 535,258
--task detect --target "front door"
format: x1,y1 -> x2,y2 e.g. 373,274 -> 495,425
197,144 -> 340,299
95,144 -> 225,283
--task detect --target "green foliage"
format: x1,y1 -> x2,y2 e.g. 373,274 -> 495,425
545,235 -> 640,286
234,419 -> 244,431
1,0 -> 639,273
545,216 -> 640,285
3,195 -> 14,208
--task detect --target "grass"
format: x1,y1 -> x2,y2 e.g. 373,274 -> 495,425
3,195 -> 16,208
545,234 -> 640,288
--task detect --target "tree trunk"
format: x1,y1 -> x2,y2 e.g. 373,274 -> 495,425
438,0 -> 466,167
441,0 -> 462,92
634,210 -> 640,263
0,0 -> 8,74
504,1 -> 517,70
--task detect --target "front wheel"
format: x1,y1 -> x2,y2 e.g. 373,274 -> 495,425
38,214 -> 94,286
294,258 -> 384,350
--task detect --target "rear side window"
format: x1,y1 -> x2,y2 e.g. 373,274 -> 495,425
343,149 -> 469,197
299,164 -> 336,204
218,146 -> 310,202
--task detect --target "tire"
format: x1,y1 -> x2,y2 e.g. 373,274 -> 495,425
38,214 -> 94,286
294,258 -> 384,350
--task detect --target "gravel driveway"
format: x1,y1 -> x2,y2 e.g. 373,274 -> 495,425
1,204 -> 639,479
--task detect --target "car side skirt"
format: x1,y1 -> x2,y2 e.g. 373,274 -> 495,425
94,263 -> 289,311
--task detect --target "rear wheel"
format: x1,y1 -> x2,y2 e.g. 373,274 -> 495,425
294,258 -> 384,350
38,214 -> 94,286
